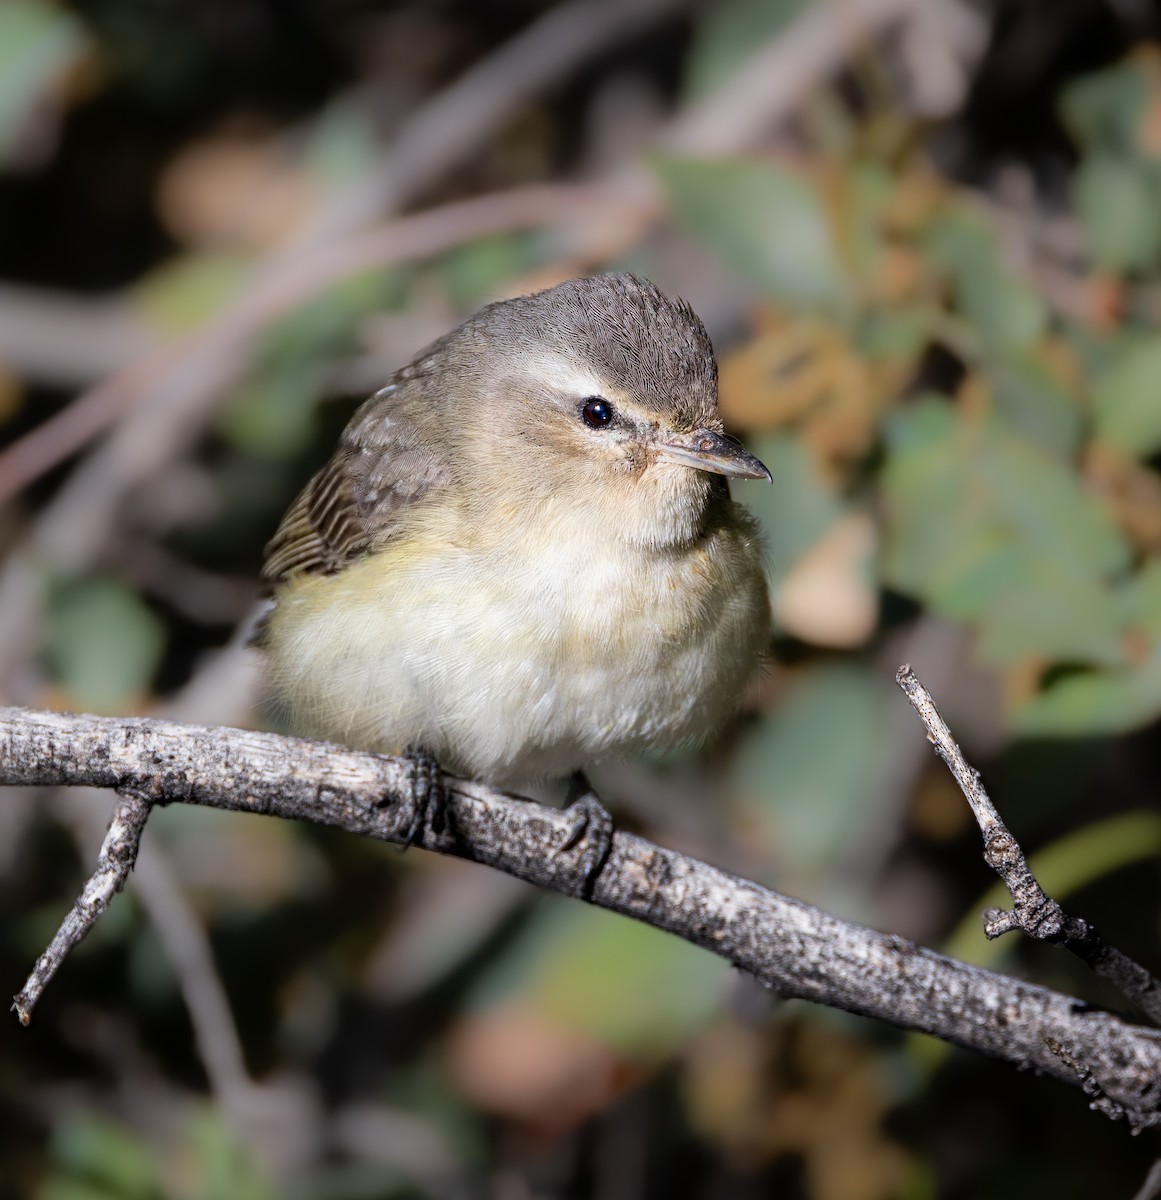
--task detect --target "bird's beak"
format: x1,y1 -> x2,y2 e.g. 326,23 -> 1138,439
653,428 -> 772,482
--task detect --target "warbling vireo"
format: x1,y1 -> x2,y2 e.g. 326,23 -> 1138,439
259,273 -> 770,829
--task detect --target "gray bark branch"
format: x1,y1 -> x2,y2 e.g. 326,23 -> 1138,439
897,664 -> 1161,1028
14,785 -> 149,1023
2,705 -> 1160,1131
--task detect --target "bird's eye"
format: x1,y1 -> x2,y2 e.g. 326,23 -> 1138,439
581,397 -> 614,428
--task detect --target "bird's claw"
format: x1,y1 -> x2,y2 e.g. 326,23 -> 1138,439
555,772 -> 614,899
400,747 -> 446,847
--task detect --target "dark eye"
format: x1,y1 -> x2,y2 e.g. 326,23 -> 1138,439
581,397 -> 614,428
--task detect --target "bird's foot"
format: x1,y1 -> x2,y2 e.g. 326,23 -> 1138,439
555,772 -> 614,900
400,747 -> 446,847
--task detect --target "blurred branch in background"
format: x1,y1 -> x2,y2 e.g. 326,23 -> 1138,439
0,285 -> 153,387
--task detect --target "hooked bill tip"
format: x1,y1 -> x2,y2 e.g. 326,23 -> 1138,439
654,428 -> 771,482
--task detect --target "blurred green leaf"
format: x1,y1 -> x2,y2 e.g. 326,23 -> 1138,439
219,365 -> 324,460
684,0 -> 809,98
845,161 -> 894,279
380,1061 -> 487,1170
1091,336 -> 1161,458
926,210 -> 1045,352
304,101 -> 381,187
985,353 -> 1082,458
439,235 -> 538,308
46,1115 -> 160,1200
883,400 -> 1132,658
185,1108 -> 275,1200
0,0 -> 87,166
1061,57 -> 1150,158
734,433 -> 842,580
262,273 -> 400,360
974,572 -> 1126,667
133,253 -> 249,333
657,156 -> 848,309
884,399 -> 1137,674
1072,155 -> 1161,271
45,1109 -> 271,1200
468,902 -> 727,1056
975,436 -> 1126,579
1015,658 -> 1161,735
856,306 -> 931,365
40,1183 -> 125,1200
220,274 -> 399,459
1129,557 -> 1161,640
732,664 -> 892,871
45,578 -> 166,713
533,911 -> 726,1054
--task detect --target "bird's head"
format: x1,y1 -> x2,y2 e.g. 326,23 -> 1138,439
428,273 -> 770,548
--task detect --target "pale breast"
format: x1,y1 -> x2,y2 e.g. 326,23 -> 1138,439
263,504 -> 769,786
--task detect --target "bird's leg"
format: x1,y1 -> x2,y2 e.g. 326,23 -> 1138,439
400,747 -> 447,847
557,771 -> 615,899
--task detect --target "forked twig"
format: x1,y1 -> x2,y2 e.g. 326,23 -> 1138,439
896,664 -> 1161,1027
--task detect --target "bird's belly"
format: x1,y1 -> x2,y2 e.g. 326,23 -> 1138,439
264,531 -> 768,786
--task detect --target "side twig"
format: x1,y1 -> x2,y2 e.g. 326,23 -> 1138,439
51,786 -> 268,1137
896,664 -> 1161,1027
2,706 -> 1160,1131
13,786 -> 150,1024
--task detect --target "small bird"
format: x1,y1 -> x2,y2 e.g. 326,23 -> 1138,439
259,273 -> 770,840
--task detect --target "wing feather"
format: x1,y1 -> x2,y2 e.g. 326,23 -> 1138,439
260,379 -> 451,591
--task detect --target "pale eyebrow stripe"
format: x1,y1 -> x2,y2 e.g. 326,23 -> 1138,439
520,351 -> 607,398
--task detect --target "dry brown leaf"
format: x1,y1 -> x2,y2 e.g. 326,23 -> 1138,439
445,1003 -> 621,1132
1085,443 -> 1161,554
720,318 -> 895,476
881,161 -> 948,235
683,1019 -> 907,1199
910,769 -> 973,842
1132,47 -> 1161,157
773,513 -> 878,647
865,244 -> 926,305
0,365 -> 23,425
719,319 -> 841,430
157,128 -> 321,251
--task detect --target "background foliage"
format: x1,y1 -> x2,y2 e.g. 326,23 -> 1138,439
2,0 -> 1160,1196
